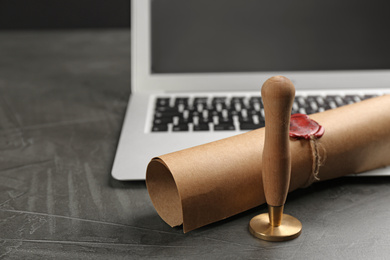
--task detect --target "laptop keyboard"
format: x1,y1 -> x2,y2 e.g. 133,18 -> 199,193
151,94 -> 378,132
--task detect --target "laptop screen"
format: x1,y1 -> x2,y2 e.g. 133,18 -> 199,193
152,0 -> 390,74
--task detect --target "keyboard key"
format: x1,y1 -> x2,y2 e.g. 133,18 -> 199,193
309,101 -> 318,111
211,102 -> 227,111
174,97 -> 189,105
210,109 -> 220,117
177,118 -> 191,126
344,95 -> 361,104
189,110 -> 201,118
199,117 -> 213,124
296,96 -> 306,107
299,108 -> 307,114
153,118 -> 172,125
249,109 -> 261,116
306,95 -> 319,101
194,97 -> 208,104
182,110 -> 191,120
363,94 -> 378,100
214,123 -> 235,131
292,102 -> 299,113
324,96 -> 345,107
249,101 -> 262,112
227,108 -> 239,116
307,95 -> 325,108
172,124 -> 189,131
305,108 -> 317,115
334,96 -> 345,106
152,125 -> 168,132
174,98 -> 189,111
240,122 -> 265,130
219,117 -> 234,124
195,103 -> 206,112
252,115 -> 265,125
212,97 -> 227,104
249,96 -> 262,104
231,97 -> 245,104
156,98 -> 170,107
154,111 -> 178,119
238,115 -> 253,124
217,109 -> 233,118
155,106 -> 177,113
323,103 -> 332,110
328,101 -> 337,109
232,102 -> 243,112
193,123 -> 209,131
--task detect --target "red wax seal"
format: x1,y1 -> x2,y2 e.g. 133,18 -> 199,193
289,114 -> 325,140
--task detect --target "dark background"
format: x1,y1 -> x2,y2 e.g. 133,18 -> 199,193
0,0 -> 130,29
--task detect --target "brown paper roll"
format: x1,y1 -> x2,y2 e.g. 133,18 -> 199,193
146,95 -> 390,233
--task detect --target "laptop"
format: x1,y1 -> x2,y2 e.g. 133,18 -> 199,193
112,0 -> 390,180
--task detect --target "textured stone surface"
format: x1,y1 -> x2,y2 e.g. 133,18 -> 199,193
0,30 -> 390,259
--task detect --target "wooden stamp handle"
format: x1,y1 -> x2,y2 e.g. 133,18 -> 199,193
261,76 -> 295,207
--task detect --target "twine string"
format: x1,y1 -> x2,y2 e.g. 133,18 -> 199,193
302,135 -> 326,188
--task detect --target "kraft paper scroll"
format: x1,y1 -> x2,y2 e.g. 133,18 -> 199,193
146,95 -> 390,233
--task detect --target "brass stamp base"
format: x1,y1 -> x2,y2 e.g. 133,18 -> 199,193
249,213 -> 302,242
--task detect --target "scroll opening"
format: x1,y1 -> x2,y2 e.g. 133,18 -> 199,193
146,158 -> 183,227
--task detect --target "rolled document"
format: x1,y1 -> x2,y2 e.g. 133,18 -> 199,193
146,95 -> 390,233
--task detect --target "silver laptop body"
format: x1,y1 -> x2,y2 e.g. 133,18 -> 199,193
112,0 -> 390,180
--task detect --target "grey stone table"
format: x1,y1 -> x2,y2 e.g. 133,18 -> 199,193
1,30 -> 390,259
